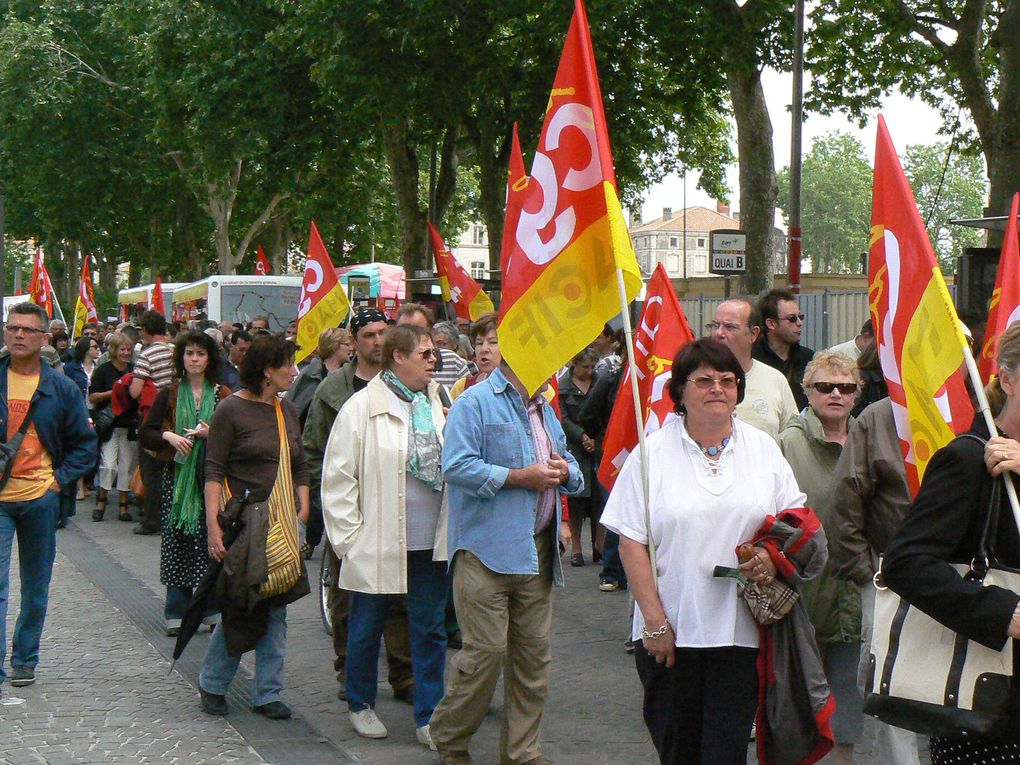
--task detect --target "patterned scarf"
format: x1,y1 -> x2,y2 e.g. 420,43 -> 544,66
169,380 -> 216,534
381,369 -> 442,491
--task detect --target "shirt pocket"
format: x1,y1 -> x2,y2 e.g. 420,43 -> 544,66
482,422 -> 525,469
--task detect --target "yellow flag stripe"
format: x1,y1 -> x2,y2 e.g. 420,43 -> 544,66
294,285 -> 351,365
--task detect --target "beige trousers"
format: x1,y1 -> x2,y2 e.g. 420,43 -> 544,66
430,534 -> 553,765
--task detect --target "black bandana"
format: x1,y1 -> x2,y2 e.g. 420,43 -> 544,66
350,308 -> 387,336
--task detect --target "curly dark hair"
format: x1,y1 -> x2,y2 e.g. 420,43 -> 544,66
239,333 -> 297,395
667,337 -> 746,416
173,330 -> 222,384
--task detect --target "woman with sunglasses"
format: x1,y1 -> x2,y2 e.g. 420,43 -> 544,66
779,351 -> 862,765
321,324 -> 450,750
601,338 -> 807,765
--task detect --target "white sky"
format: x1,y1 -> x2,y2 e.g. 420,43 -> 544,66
638,68 -> 947,226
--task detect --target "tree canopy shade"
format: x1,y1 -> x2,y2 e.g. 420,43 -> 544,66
808,0 -> 1017,243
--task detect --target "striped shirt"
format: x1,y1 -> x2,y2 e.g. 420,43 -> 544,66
432,348 -> 469,390
527,396 -> 556,534
133,341 -> 174,390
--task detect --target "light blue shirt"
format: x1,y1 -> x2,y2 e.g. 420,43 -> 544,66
442,367 -> 583,585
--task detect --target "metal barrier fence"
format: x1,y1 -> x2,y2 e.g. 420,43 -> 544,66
679,289 -> 869,350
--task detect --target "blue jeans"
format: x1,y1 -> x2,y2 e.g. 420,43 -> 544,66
0,491 -> 60,683
199,605 -> 287,707
598,481 -> 627,586
165,587 -> 218,621
347,550 -> 450,726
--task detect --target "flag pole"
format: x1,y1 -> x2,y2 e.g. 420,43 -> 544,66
614,267 -> 656,587
962,342 -> 1020,532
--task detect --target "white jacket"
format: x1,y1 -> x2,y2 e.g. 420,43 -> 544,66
321,374 -> 448,594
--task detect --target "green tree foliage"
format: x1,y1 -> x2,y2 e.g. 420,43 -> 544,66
903,143 -> 987,272
777,131 -> 872,274
808,0 -> 1018,244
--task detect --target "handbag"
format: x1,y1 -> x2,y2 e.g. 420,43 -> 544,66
863,459 -> 1020,737
0,398 -> 40,493
92,405 -> 116,443
129,465 -> 145,499
259,399 -> 302,598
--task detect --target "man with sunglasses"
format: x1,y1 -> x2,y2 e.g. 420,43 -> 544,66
753,289 -> 816,411
0,303 -> 96,698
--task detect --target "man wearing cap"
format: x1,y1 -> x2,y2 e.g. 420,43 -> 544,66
304,308 -> 415,705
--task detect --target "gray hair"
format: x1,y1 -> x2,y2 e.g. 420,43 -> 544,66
433,321 -> 460,345
8,302 -> 49,331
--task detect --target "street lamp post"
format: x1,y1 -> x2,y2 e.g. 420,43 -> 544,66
788,0 -> 805,294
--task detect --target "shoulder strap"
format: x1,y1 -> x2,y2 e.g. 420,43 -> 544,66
958,433 -> 1004,572
2,396 -> 40,445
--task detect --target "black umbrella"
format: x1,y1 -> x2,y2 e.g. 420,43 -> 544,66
169,490 -> 248,672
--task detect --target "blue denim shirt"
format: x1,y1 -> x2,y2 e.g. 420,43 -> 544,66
0,356 -> 97,492
442,367 -> 583,586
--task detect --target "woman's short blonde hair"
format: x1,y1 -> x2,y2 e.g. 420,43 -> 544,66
316,327 -> 351,360
802,350 -> 862,390
985,323 -> 1020,415
106,332 -> 131,355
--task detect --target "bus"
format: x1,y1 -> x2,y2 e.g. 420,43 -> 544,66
117,283 -> 186,324
171,275 -> 302,331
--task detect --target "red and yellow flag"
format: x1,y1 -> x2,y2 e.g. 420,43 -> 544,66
428,222 -> 494,321
870,115 -> 973,496
498,0 -> 641,395
978,193 -> 1020,384
72,257 -> 99,340
256,245 -> 272,276
149,277 -> 166,315
499,122 -> 529,278
27,249 -> 55,318
597,264 -> 694,491
295,221 -> 351,365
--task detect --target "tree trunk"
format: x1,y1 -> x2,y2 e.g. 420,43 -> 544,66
727,65 -> 777,294
380,115 -> 428,277
472,124 -> 511,276
984,1 -> 1020,243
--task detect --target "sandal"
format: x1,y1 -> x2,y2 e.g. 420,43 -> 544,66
118,501 -> 133,522
570,553 -> 585,567
92,505 -> 105,522
300,542 -> 314,560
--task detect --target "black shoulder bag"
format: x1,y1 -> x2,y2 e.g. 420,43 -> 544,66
0,398 -> 40,493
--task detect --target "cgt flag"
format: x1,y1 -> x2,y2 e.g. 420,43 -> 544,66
72,256 -> 99,340
870,115 -> 973,496
149,277 -> 166,315
256,245 -> 272,276
498,0 -> 642,396
295,221 -> 351,366
499,122 -> 529,278
28,249 -> 55,318
597,263 -> 694,491
978,193 -> 1020,384
428,222 -> 494,321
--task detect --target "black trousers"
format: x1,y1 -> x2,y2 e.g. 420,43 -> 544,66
635,643 -> 758,765
138,449 -> 163,531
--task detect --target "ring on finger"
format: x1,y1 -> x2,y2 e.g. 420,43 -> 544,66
1002,450 -> 1009,461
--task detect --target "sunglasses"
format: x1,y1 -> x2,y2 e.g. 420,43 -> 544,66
418,348 -> 439,360
781,313 -> 805,323
810,381 -> 858,395
686,374 -> 738,391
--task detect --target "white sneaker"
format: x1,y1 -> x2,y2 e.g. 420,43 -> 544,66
416,724 -> 437,751
349,708 -> 388,739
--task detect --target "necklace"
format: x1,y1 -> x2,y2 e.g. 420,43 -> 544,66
696,435 -> 731,459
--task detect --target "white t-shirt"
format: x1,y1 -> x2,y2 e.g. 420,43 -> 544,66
600,418 -> 806,648
828,337 -> 862,362
735,360 -> 799,441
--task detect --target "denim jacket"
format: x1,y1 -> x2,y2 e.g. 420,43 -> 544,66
0,356 -> 98,492
442,366 -> 583,586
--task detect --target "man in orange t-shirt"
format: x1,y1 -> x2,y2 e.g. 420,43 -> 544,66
0,303 -> 96,698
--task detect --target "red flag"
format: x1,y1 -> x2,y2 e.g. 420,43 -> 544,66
295,221 -> 351,365
978,193 -> 1020,383
428,223 -> 494,321
498,0 -> 642,395
72,256 -> 99,339
499,122 -> 529,278
870,115 -> 973,496
256,245 -> 272,276
597,264 -> 694,490
150,277 -> 165,314
28,249 -> 55,318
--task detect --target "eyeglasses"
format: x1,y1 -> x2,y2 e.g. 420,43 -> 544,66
705,321 -> 744,333
686,374 -> 738,391
810,381 -> 858,395
4,325 -> 44,336
418,348 -> 439,360
781,313 -> 805,324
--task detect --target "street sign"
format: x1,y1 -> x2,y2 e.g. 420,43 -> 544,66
710,230 -> 747,275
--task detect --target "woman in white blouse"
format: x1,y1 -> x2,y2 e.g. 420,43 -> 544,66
601,337 -> 806,765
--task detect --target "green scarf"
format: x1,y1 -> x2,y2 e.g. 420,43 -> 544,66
381,369 -> 442,491
169,380 -> 216,535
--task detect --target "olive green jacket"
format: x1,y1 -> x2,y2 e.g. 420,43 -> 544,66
779,408 -> 862,642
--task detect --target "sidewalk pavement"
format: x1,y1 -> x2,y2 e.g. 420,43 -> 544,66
2,499 -> 929,764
